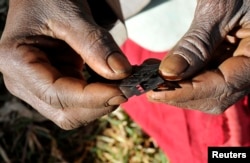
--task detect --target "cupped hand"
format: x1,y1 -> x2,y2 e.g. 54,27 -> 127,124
148,0 -> 250,114
0,0 -> 131,129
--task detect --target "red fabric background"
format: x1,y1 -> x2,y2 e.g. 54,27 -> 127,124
121,39 -> 250,163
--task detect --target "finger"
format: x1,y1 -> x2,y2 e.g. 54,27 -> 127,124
4,76 -> 118,130
233,37 -> 250,57
44,17 -> 132,80
41,103 -> 118,130
159,0 -> 243,80
6,45 -> 127,109
148,55 -> 250,113
235,28 -> 250,39
22,37 -> 85,71
42,78 -> 127,108
148,71 -> 229,113
2,0 -> 132,80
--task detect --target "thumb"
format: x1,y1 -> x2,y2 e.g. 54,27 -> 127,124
44,18 -> 132,80
159,0 -> 243,80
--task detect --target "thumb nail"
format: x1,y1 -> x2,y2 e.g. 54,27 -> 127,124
159,54 -> 189,80
107,52 -> 132,74
106,95 -> 127,106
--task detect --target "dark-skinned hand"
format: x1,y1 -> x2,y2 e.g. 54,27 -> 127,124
148,0 -> 250,114
0,0 -> 132,130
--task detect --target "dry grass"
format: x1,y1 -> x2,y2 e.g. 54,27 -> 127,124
0,97 -> 169,163
93,108 -> 169,163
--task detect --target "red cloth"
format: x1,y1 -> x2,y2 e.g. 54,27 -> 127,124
121,39 -> 250,163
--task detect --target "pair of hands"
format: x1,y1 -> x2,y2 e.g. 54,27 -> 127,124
0,0 -> 249,130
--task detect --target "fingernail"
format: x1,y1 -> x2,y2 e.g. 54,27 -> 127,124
107,52 -> 132,74
160,54 -> 189,80
107,95 -> 127,106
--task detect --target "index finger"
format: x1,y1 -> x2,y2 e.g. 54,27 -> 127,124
7,45 -> 127,109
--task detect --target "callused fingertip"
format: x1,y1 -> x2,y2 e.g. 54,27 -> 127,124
106,95 -> 128,106
107,52 -> 132,77
159,54 -> 189,81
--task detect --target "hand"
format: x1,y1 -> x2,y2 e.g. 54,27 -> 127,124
0,0 -> 131,129
147,0 -> 250,114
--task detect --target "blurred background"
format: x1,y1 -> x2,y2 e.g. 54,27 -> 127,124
0,1 -> 169,162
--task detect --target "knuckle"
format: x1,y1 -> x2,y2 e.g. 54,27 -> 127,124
180,29 -> 211,63
57,121 -> 77,130
85,28 -> 117,53
39,91 -> 61,110
3,77 -> 19,96
54,114 -> 82,130
203,105 -> 226,114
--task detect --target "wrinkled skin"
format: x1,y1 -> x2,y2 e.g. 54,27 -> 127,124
0,0 -> 132,130
148,0 -> 250,114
